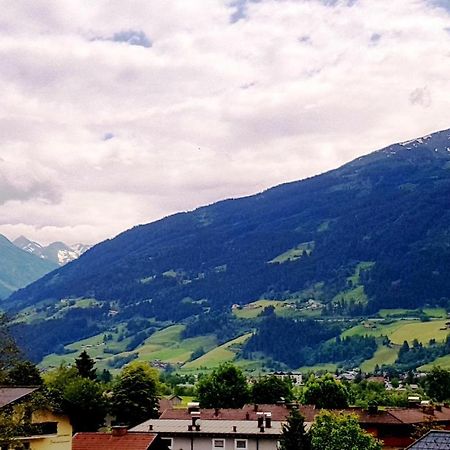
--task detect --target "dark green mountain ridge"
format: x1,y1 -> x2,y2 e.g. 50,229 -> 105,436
6,128 -> 450,364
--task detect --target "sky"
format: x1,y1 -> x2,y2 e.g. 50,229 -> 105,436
0,0 -> 449,246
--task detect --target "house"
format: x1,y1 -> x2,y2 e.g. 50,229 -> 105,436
0,386 -> 72,450
73,426 -> 169,450
131,404 -> 314,450
342,405 -> 450,449
272,371 -> 303,386
406,430 -> 450,449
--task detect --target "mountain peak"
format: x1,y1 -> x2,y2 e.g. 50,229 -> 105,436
12,237 -> 91,266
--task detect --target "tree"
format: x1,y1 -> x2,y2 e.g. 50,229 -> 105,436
75,350 -> 97,380
196,363 -> 249,408
310,411 -> 382,450
279,407 -> 310,450
251,375 -> 293,404
303,374 -> 349,409
7,361 -> 43,386
0,314 -> 21,382
44,363 -> 106,432
423,366 -> 450,402
62,377 -> 107,432
110,361 -> 160,427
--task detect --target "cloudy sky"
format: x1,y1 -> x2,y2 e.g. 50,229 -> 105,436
0,0 -> 449,245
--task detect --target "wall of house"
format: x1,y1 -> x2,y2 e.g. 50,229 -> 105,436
28,410 -> 72,450
169,435 -> 278,450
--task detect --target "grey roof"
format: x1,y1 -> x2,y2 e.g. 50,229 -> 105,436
0,387 -> 38,408
407,430 -> 450,449
131,419 -> 299,437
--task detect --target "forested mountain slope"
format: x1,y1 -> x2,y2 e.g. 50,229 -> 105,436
6,128 -> 450,363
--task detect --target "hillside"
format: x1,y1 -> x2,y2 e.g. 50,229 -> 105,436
6,128 -> 450,368
0,235 -> 57,299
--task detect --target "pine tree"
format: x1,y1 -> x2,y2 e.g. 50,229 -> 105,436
279,407 -> 311,450
75,351 -> 97,380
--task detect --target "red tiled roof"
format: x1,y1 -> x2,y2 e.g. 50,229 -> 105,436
73,432 -> 157,450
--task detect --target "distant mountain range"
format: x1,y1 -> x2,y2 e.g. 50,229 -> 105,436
6,128 -> 450,368
13,236 -> 91,266
0,235 -> 57,299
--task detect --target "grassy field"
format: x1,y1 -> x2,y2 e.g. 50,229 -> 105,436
40,323 -> 217,371
360,344 -> 399,372
182,333 -> 252,370
298,363 -> 338,373
232,300 -> 290,319
378,307 -> 447,319
269,241 -> 314,264
420,354 -> 450,371
343,319 -> 450,345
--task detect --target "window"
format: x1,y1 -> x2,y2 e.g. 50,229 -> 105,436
213,439 -> 225,448
235,439 -> 247,449
161,437 -> 173,449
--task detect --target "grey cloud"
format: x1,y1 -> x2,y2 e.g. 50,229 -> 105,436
0,175 -> 61,205
370,33 -> 382,44
103,132 -> 114,141
112,30 -> 152,48
229,0 -> 260,24
409,87 -> 432,108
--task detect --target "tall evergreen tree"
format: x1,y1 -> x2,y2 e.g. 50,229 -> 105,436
279,407 -> 311,450
75,350 -> 97,380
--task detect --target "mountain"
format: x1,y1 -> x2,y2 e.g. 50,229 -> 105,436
0,235 -> 58,299
13,236 -> 91,266
6,128 -> 450,366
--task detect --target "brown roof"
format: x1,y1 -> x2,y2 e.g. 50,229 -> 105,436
333,406 -> 450,426
0,387 -> 38,408
160,404 -> 315,422
73,432 -> 157,450
389,407 -> 450,424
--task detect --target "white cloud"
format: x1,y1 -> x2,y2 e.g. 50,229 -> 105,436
0,0 -> 448,245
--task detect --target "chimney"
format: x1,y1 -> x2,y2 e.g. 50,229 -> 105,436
245,412 -> 250,420
111,426 -> 127,437
257,412 -> 264,428
188,402 -> 200,413
368,405 -> 378,414
191,411 -> 200,427
214,408 -> 220,417
265,413 -> 272,428
233,426 -> 237,432
422,405 -> 435,416
254,404 -> 259,412
259,426 -> 265,433
148,424 -> 153,431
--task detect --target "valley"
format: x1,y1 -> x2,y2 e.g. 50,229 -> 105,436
3,128 -> 450,376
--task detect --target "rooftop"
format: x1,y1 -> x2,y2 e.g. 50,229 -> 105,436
73,431 -> 157,450
407,430 -> 450,449
0,386 -> 38,408
130,419 -> 289,436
